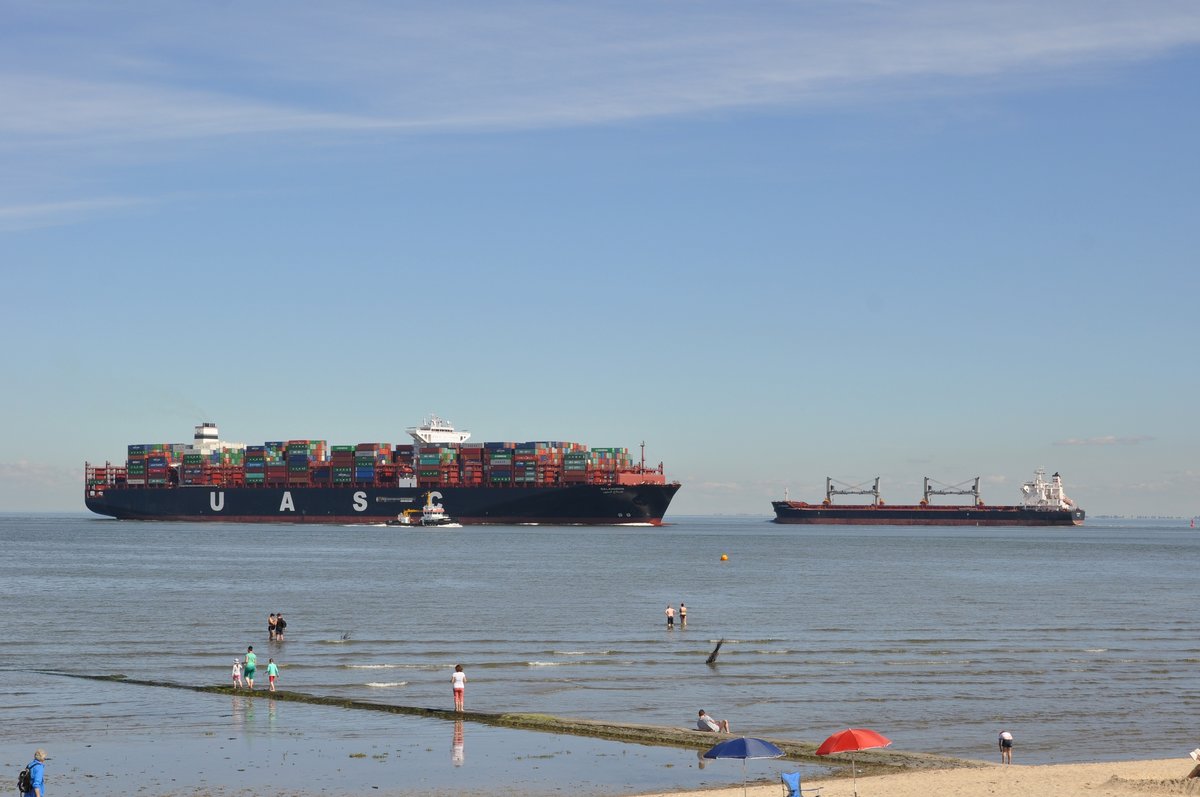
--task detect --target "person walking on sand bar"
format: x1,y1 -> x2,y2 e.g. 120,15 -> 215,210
267,658 -> 279,691
244,646 -> 257,689
20,748 -> 48,797
231,658 -> 243,689
452,664 -> 466,712
679,603 -> 687,627
20,748 -> 47,797
275,613 -> 286,641
268,613 -> 277,641
697,709 -> 730,733
665,604 -> 675,628
998,730 -> 1014,764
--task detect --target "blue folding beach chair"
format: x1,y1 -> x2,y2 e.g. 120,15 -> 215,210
781,771 -> 822,797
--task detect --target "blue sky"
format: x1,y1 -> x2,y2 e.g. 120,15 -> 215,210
2,1 -> 1198,517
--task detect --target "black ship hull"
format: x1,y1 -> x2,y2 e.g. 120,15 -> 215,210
771,502 -> 1085,526
86,483 -> 681,525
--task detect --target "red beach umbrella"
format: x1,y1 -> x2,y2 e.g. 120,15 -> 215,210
815,728 -> 892,797
815,728 -> 891,755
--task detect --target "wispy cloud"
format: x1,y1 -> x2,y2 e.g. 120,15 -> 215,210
1054,435 -> 1155,446
0,461 -> 82,510
3,1 -> 1199,144
1104,468 -> 1200,496
0,76 -> 377,142
0,196 -> 153,231
4,1 -> 1199,228
0,460 -> 77,490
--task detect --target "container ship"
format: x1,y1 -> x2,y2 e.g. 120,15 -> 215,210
772,469 -> 1085,526
85,416 -> 680,525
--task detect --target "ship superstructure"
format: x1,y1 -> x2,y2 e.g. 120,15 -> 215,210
1019,468 -> 1078,512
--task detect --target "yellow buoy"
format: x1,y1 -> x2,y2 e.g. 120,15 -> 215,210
720,554 -> 728,561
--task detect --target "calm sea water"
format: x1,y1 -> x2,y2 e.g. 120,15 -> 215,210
3,513 -> 1197,795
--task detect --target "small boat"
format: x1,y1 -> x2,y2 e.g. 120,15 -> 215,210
386,510 -> 418,526
418,502 -> 456,526
388,494 -> 459,527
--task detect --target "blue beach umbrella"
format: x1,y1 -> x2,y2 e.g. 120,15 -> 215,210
703,737 -> 786,797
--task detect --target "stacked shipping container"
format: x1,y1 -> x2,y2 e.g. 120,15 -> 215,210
102,436 -> 661,491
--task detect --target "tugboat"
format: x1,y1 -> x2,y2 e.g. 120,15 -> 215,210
417,501 -> 457,527
388,493 -> 459,527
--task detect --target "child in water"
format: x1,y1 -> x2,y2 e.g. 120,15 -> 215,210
452,664 -> 466,712
232,659 -> 243,689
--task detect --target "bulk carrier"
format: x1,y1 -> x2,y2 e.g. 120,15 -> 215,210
85,416 -> 680,525
772,469 -> 1085,526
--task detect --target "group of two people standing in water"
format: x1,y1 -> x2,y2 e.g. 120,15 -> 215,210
665,603 -> 687,628
267,612 -> 288,641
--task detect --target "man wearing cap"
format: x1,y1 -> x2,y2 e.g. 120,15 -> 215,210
22,748 -> 47,797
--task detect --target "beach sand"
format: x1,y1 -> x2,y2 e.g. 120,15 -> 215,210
45,756 -> 1198,797
639,759 -> 1200,797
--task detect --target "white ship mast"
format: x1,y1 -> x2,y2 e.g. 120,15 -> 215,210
1020,468 -> 1076,511
407,414 -> 471,446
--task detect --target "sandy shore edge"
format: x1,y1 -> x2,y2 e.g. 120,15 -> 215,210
634,758 -> 1200,797
74,756 -> 1200,797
